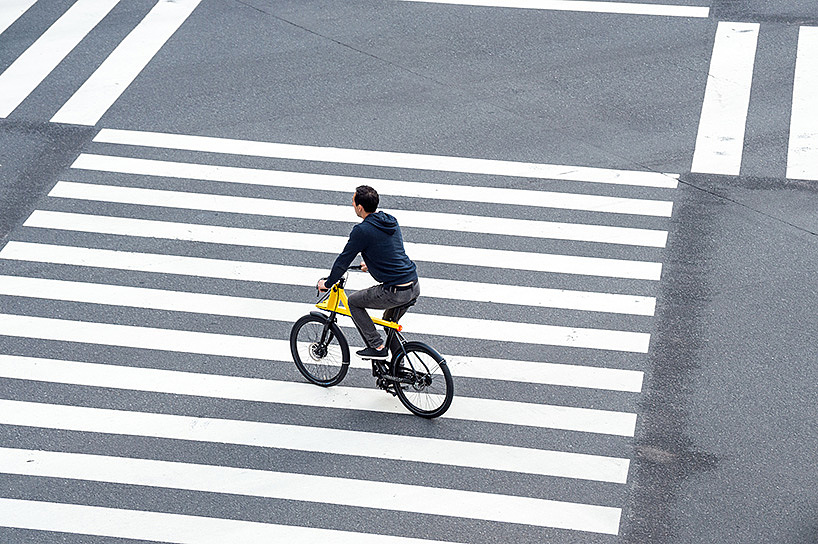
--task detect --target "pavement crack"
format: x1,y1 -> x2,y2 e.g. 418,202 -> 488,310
677,175 -> 818,238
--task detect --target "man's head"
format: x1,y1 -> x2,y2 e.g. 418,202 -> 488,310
353,185 -> 379,217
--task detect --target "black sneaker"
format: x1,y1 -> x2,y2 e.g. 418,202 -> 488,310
356,346 -> 389,359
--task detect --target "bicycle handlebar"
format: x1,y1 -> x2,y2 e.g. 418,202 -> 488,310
316,265 -> 362,296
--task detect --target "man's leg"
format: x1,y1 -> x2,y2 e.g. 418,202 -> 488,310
347,285 -> 391,349
348,284 -> 418,349
382,283 -> 420,354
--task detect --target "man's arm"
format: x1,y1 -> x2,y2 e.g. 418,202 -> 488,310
322,227 -> 364,289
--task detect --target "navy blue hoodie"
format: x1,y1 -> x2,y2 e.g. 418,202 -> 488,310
325,211 -> 418,288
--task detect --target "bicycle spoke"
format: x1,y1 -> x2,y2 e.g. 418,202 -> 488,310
290,315 -> 349,386
393,344 -> 453,418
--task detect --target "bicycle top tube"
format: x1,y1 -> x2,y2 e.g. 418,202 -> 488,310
316,277 -> 403,331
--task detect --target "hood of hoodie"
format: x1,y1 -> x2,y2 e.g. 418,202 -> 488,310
364,211 -> 398,235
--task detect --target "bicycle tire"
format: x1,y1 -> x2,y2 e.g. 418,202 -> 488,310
391,342 -> 453,418
290,314 -> 350,387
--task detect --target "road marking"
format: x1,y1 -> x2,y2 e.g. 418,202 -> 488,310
0,277 -> 651,352
94,128 -> 680,188
444,353 -> 643,392
0,498 -> 455,544
0,0 -> 120,118
0,0 -> 37,36
0,313 -> 646,396
787,26 -> 818,181
0,398 -> 632,479
0,447 -> 621,533
49,181 -> 669,247
71,153 -> 674,217
0,315 -> 640,390
51,0 -> 202,126
0,355 -> 635,474
691,21 -> 760,176
0,354 -> 637,437
0,242 -> 655,315
395,0 -> 708,18
21,211 -> 663,279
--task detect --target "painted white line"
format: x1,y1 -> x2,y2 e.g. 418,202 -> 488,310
71,153 -> 675,217
396,0 -> 708,18
22,210 -> 663,280
0,0 -> 37,36
0,354 -> 637,438
691,21 -> 760,176
0,285 -> 641,388
444,353 -> 643,392
0,0 -> 120,118
0,355 -> 634,475
94,128 -> 680,188
0,312 -> 642,397
0,498 -> 453,544
0,242 -> 655,315
48,181 -> 668,247
51,0 -> 202,126
787,26 -> 818,181
0,447 -> 621,534
0,398 -> 632,482
0,276 -> 650,352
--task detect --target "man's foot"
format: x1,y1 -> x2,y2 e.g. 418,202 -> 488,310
356,346 -> 388,359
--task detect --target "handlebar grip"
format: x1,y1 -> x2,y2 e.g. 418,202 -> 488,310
347,264 -> 363,270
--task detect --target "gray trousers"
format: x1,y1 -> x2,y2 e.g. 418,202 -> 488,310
347,282 -> 420,349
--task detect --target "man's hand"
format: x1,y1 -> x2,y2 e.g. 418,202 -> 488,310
317,279 -> 328,292
360,260 -> 368,273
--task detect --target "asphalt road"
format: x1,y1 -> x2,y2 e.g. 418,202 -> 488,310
1,0 -> 817,542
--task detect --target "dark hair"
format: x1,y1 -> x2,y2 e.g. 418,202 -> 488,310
354,185 -> 379,213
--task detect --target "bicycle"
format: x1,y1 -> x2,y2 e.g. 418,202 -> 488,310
289,266 -> 454,418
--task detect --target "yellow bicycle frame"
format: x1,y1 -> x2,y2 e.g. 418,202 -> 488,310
316,284 -> 403,331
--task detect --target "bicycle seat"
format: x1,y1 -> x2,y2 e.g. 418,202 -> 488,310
385,297 -> 417,327
394,298 -> 417,312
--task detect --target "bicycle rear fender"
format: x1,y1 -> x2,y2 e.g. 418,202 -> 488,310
392,341 -> 447,365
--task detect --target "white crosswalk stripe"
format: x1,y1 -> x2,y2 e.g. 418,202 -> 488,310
0,313 -> 643,391
47,180 -> 669,247
0,128 -> 676,541
394,0 -> 709,18
71,152 -> 675,216
0,0 -> 200,123
0,0 -> 37,36
0,242 -> 656,315
691,21 -> 760,176
0,274 -> 651,352
0,397 -> 630,482
691,21 -> 818,179
93,127 -> 681,188
0,345 -> 636,434
787,26 -> 818,181
0,498 -> 456,544
19,210 -> 665,279
0,0 -> 120,118
0,447 -> 621,533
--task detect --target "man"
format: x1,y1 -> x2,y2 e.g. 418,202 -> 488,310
318,185 -> 419,359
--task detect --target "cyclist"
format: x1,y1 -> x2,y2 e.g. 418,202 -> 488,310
318,185 -> 419,359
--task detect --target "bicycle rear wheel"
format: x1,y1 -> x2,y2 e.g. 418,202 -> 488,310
391,342 -> 453,418
290,314 -> 349,386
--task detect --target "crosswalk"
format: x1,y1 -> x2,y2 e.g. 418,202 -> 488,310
692,20 -> 818,180
0,128 -> 677,542
0,0 -> 200,125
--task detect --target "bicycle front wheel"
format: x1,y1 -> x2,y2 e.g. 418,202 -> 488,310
392,342 -> 453,418
290,314 -> 349,386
